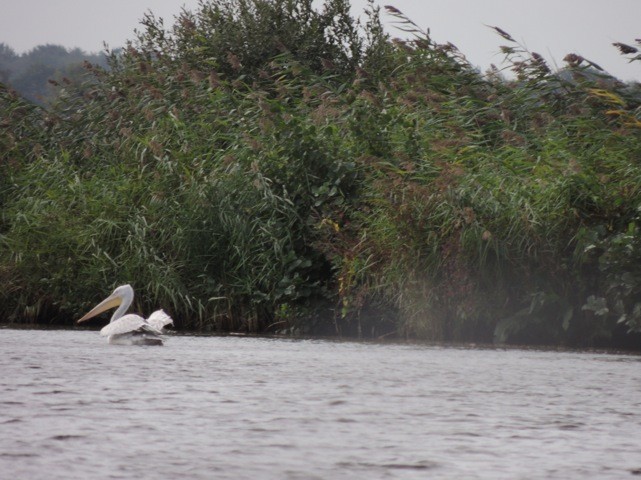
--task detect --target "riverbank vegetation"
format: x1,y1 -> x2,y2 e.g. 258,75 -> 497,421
2,0 -> 641,348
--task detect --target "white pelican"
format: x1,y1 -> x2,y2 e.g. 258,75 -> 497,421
77,284 -> 173,345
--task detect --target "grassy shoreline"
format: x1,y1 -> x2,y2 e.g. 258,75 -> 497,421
2,0 -> 641,349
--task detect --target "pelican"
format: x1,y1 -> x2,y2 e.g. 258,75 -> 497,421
77,284 -> 173,345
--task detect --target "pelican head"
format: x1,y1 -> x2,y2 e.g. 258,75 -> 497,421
77,284 -> 134,323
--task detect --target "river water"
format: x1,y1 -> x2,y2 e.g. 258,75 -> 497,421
1,328 -> 640,479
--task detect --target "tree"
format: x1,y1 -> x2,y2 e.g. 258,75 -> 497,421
133,0 -> 386,84
0,43 -> 18,84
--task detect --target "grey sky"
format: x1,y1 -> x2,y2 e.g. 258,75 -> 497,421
1,0 -> 639,80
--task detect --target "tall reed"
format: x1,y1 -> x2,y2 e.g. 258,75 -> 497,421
1,1 -> 640,347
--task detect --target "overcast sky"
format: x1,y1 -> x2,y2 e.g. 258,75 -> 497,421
1,0 -> 640,81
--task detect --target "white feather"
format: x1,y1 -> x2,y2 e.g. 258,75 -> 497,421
146,309 -> 174,331
99,314 -> 163,337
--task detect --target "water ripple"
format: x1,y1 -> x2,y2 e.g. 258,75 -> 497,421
0,329 -> 640,479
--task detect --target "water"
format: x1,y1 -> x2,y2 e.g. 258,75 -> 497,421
1,329 -> 640,480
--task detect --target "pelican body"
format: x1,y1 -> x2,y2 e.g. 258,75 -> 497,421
77,284 -> 173,346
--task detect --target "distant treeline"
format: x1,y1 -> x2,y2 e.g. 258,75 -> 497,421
2,0 -> 641,349
0,43 -> 108,104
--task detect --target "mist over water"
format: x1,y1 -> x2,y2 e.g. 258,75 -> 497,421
1,329 -> 640,479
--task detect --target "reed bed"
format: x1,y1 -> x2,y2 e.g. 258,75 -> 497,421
1,1 -> 640,347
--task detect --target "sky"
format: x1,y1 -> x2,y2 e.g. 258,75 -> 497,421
1,0 -> 640,81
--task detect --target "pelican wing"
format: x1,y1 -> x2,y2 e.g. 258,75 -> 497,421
147,309 -> 174,331
100,314 -> 163,337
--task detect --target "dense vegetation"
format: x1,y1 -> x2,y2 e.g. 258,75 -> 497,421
2,0 -> 641,348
